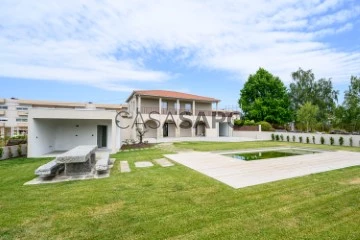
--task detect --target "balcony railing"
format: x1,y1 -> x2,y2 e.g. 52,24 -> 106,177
141,107 -> 214,116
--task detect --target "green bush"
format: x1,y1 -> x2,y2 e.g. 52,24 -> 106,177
0,147 -> 3,158
292,136 -> 296,142
280,135 -> 284,141
330,137 -> 334,145
339,137 -> 344,146
234,119 -> 243,126
275,135 -> 280,141
299,136 -> 303,143
320,136 -> 325,145
17,145 -> 22,156
286,136 -> 290,142
244,120 -> 256,126
257,121 -> 273,131
350,137 -> 353,147
271,133 -> 275,141
306,137 -> 310,144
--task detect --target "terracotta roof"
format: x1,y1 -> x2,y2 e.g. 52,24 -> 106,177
126,90 -> 220,102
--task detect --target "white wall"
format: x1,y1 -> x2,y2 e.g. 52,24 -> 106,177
0,144 -> 27,160
233,130 -> 360,147
53,119 -> 112,150
28,108 -> 121,157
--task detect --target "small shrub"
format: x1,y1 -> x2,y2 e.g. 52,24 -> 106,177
234,119 -> 243,126
17,145 -> 22,156
286,136 -> 290,142
280,135 -> 284,141
271,133 -> 275,141
339,137 -> 344,146
8,147 -> 13,158
275,135 -> 280,141
244,120 -> 256,126
330,137 -> 334,145
306,137 -> 310,144
257,121 -> 273,131
0,147 -> 3,158
349,137 -> 353,147
292,136 -> 296,142
299,136 -> 303,143
320,136 -> 325,145
312,136 -> 316,144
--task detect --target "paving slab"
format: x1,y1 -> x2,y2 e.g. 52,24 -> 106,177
120,161 -> 131,173
135,161 -> 154,168
164,149 -> 360,189
154,158 -> 174,167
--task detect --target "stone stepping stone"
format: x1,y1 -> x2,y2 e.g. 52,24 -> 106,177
120,161 -> 131,173
135,161 -> 154,168
155,158 -> 174,167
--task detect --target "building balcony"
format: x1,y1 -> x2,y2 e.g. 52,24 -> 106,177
140,107 -> 213,116
18,111 -> 29,116
0,110 -> 5,116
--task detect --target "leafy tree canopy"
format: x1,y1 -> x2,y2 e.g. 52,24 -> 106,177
239,68 -> 292,125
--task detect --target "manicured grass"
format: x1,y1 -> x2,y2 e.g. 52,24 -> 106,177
0,146 -> 359,239
174,140 -> 360,152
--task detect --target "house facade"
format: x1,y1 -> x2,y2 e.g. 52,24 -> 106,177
26,90 -> 238,157
123,90 -> 235,140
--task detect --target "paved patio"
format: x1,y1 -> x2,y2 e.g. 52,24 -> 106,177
165,149 -> 360,189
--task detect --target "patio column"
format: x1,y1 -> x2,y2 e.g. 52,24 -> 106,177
138,95 -> 141,113
159,98 -> 162,114
192,100 -> 196,116
157,98 -> 163,138
176,99 -> 180,115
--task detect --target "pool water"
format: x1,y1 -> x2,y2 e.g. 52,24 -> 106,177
225,149 -> 317,161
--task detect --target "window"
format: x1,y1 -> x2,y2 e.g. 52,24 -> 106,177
185,103 -> 191,111
0,105 -> 8,110
162,101 -> 168,109
16,106 -> 28,111
16,118 -> 28,122
0,117 -> 8,122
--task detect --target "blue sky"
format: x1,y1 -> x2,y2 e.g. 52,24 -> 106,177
1,0 -> 360,108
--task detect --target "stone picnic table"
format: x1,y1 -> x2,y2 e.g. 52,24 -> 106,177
55,145 -> 98,175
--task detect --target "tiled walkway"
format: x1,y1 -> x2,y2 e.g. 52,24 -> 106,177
165,149 -> 360,189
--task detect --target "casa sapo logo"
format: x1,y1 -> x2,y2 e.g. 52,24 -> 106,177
115,110 -> 235,129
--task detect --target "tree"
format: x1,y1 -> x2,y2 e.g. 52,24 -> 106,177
136,127 -> 148,144
239,68 -> 292,125
343,76 -> 360,131
297,102 -> 319,132
289,68 -> 338,128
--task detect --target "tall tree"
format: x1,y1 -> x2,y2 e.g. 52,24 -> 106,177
343,76 -> 360,131
289,68 -> 338,127
239,68 -> 292,125
297,102 -> 319,132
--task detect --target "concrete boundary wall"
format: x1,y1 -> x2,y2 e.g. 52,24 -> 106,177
233,131 -> 360,147
0,144 -> 28,160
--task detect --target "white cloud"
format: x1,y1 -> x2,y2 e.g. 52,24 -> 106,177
0,0 -> 359,91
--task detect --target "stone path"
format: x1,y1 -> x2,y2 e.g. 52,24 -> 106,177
135,161 -> 154,168
120,161 -> 131,173
165,149 -> 360,189
155,158 -> 174,167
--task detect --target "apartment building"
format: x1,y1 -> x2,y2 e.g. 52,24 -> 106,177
0,98 -> 125,137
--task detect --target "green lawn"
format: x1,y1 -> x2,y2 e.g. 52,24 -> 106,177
0,143 -> 359,239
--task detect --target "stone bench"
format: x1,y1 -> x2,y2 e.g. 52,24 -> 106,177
95,152 -> 110,172
56,145 -> 97,175
35,160 -> 64,178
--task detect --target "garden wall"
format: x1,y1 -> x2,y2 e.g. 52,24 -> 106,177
0,144 -> 28,160
233,131 -> 360,147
